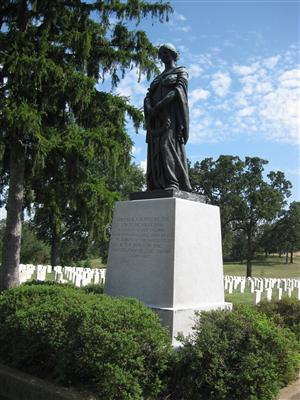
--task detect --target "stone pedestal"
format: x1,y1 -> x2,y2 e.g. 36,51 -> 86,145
104,197 -> 231,344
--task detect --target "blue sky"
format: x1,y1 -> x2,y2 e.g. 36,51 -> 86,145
111,0 -> 300,202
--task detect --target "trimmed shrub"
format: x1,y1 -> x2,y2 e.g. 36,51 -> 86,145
166,306 -> 300,400
256,298 -> 300,341
82,283 -> 104,294
0,284 -> 172,400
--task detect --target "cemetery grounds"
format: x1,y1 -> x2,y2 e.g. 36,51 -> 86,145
24,254 -> 300,306
224,254 -> 300,305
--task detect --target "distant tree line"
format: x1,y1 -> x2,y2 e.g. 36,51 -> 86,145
189,156 -> 300,277
2,154 -> 297,280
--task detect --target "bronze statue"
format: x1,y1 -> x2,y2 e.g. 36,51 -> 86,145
144,43 -> 192,192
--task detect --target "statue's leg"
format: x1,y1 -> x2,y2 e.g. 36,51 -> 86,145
160,129 -> 179,190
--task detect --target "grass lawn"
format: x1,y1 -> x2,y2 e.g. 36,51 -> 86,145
89,258 -> 105,268
223,255 -> 300,279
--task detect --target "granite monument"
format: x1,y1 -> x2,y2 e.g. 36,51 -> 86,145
104,44 -> 231,344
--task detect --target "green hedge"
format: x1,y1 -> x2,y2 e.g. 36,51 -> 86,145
256,298 -> 300,341
165,306 -> 300,400
0,284 -> 172,400
1,284 -> 300,400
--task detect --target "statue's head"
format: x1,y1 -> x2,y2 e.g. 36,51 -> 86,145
158,43 -> 179,62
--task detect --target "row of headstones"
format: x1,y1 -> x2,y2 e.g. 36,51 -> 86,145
54,265 -> 107,287
224,275 -> 300,304
19,264 -> 107,287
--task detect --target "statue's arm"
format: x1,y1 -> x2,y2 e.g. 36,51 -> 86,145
144,92 -> 152,114
152,90 -> 177,114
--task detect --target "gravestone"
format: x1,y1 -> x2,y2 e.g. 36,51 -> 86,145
104,192 -> 231,345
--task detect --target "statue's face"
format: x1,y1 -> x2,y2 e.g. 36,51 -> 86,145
158,47 -> 174,63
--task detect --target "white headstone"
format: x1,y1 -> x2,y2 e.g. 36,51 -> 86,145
276,288 -> 283,301
75,274 -> 82,287
266,288 -> 272,302
254,290 -> 261,305
37,266 -> 46,281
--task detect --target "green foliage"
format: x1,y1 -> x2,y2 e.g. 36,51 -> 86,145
259,202 -> 300,262
229,231 -> 248,262
82,283 -> 104,295
256,298 -> 300,341
20,222 -> 50,264
0,220 -> 50,265
0,284 -> 172,399
189,156 -> 291,276
166,306 -> 300,400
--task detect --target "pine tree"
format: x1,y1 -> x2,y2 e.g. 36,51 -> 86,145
0,0 -> 171,289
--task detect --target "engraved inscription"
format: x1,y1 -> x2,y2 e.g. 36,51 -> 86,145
110,216 -> 172,257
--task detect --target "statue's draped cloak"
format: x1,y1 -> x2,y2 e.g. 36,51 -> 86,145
144,66 -> 192,191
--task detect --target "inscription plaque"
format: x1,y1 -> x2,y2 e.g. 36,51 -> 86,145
110,216 -> 172,257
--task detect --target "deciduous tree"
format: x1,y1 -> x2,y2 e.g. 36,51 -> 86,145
260,202 -> 300,263
189,156 -> 291,277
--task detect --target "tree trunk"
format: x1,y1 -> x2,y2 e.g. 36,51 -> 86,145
290,250 -> 293,264
0,142 -> 25,290
51,228 -> 61,267
285,251 -> 288,264
246,229 -> 253,278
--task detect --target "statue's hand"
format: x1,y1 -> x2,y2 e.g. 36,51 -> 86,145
152,101 -> 162,115
148,105 -> 159,117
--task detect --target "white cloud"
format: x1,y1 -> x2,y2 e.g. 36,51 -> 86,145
131,146 -> 141,155
191,108 -> 205,119
233,62 -> 259,76
237,107 -> 255,118
278,69 -> 300,88
116,69 -> 148,99
139,159 -> 147,174
186,47 -> 300,145
189,88 -> 210,106
259,86 -> 299,143
234,93 -> 249,107
175,25 -> 191,33
0,207 -> 6,220
188,63 -> 203,79
168,11 -> 191,33
174,12 -> 187,22
263,55 -> 281,69
211,72 -> 231,97
255,81 -> 273,93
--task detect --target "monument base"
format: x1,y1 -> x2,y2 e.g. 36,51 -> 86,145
154,303 -> 232,346
104,197 -> 231,345
129,188 -> 206,203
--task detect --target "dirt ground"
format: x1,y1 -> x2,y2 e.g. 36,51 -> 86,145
279,371 -> 300,400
